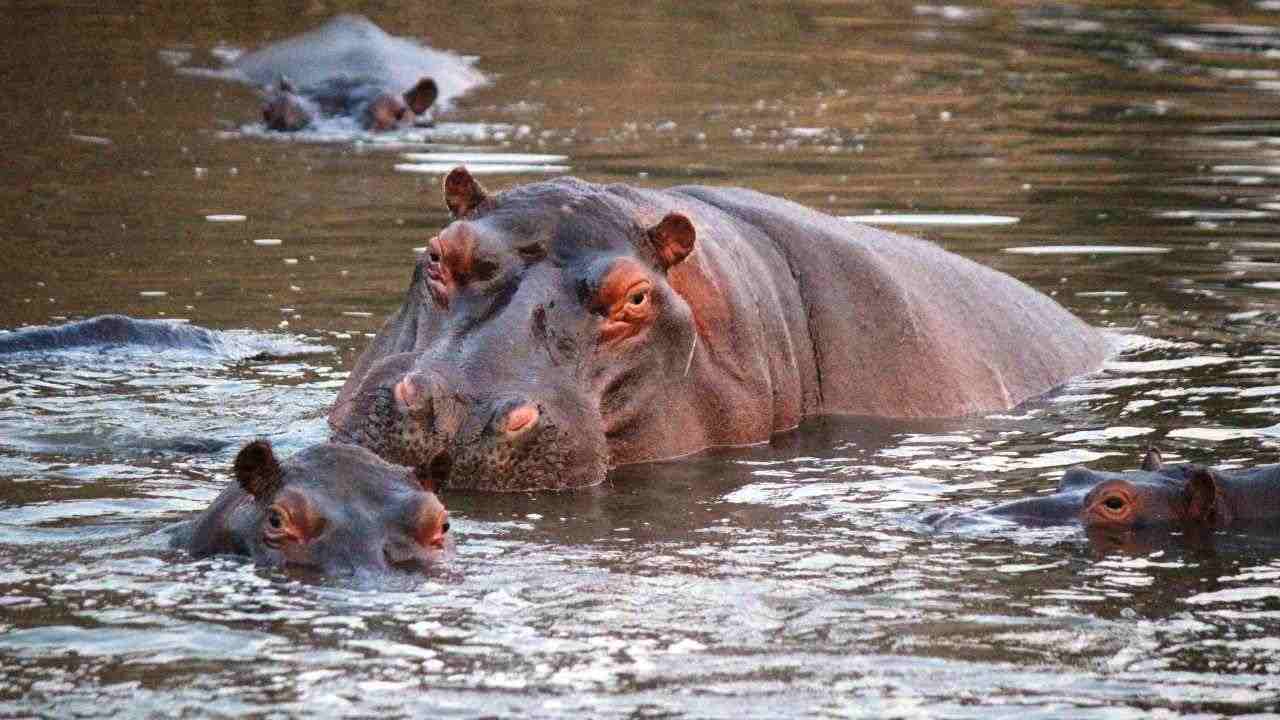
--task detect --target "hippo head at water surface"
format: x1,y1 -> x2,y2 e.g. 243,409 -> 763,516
331,167 -> 1107,491
260,75 -> 438,132
332,170 -> 702,491
169,441 -> 451,575
930,449 -> 1280,532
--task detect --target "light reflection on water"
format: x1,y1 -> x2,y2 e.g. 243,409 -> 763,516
2,1 -> 1280,717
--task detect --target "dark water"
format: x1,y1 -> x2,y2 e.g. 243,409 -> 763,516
3,1 -> 1280,717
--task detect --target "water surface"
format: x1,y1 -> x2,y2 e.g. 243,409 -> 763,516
2,1 -> 1280,717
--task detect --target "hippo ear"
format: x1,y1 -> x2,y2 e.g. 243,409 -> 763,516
646,213 -> 696,270
1183,466 -> 1219,524
404,77 -> 438,115
1141,446 -> 1163,472
444,166 -> 488,219
234,439 -> 284,500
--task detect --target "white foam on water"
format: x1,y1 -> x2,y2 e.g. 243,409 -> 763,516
205,214 -> 247,223
1249,281 -> 1280,290
1167,424 -> 1280,442
1053,427 -> 1154,442
845,214 -> 1020,226
253,239 -> 283,246
69,133 -> 112,146
1158,209 -> 1271,220
1004,245 -> 1171,255
400,152 -> 569,165
394,163 -> 570,175
138,291 -> 168,298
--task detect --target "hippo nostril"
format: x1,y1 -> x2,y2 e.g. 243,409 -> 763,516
393,376 -> 420,410
504,404 -> 540,435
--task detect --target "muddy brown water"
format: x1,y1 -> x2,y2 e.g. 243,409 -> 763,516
2,1 -> 1280,717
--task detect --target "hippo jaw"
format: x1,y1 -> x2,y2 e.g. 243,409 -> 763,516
339,365 -> 612,492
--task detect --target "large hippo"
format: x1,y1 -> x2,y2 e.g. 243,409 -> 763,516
168,440 -> 451,575
221,15 -> 485,132
930,449 -> 1280,531
330,168 -> 1108,491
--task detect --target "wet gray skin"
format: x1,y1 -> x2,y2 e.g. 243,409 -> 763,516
931,450 -> 1280,531
168,441 -> 452,576
0,315 -> 225,354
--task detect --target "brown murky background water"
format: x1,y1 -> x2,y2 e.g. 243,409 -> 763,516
2,1 -> 1280,717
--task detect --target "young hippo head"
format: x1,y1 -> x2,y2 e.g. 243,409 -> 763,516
178,440 -> 451,574
930,450 -> 1225,532
362,77 -> 438,131
331,168 -> 710,491
260,77 -> 317,132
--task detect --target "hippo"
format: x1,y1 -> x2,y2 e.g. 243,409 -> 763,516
224,15 -> 485,132
168,440 -> 452,575
930,449 -> 1280,531
0,314 -> 328,360
329,168 -> 1109,491
260,75 -> 438,132
0,315 -> 225,354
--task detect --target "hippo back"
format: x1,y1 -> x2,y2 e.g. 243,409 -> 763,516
668,185 -> 1107,417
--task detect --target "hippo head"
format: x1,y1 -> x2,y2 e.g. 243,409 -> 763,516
260,77 -> 316,132
331,169 -> 709,491
931,450 -> 1225,531
363,77 -> 438,131
230,440 -> 451,573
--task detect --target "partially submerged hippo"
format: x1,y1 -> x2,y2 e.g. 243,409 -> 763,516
224,14 -> 484,132
0,315 -> 224,354
0,315 -> 328,360
168,440 -> 451,575
260,75 -> 438,132
330,168 -> 1108,491
931,449 -> 1280,531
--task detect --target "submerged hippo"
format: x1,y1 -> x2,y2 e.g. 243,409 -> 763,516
168,440 -> 451,575
0,314 -> 329,360
330,168 -> 1108,491
260,75 -> 438,132
930,449 -> 1280,531
225,14 -> 484,132
0,315 -> 224,354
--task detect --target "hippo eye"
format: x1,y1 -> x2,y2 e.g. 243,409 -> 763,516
428,251 -> 441,263
267,508 -> 284,529
629,290 -> 648,306
1104,496 -> 1126,511
441,521 -> 450,534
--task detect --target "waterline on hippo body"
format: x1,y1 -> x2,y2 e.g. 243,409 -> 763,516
329,168 -> 1108,491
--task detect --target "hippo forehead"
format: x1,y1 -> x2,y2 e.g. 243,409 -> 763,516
470,178 -> 654,261
1058,466 -> 1184,494
279,443 -> 417,505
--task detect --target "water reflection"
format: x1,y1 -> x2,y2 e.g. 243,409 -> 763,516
3,0 -> 1280,716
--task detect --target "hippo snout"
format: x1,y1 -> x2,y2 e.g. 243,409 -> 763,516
384,368 -> 608,492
